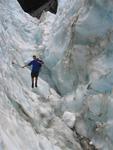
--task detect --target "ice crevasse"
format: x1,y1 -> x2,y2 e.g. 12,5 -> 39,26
0,0 -> 113,149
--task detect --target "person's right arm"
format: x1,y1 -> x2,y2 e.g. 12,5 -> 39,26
22,61 -> 32,68
22,64 -> 28,68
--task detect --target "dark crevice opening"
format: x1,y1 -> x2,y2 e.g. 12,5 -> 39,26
17,0 -> 58,18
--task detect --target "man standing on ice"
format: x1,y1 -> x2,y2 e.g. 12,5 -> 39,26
22,55 -> 44,88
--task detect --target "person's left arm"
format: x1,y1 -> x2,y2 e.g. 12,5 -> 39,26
37,59 -> 44,65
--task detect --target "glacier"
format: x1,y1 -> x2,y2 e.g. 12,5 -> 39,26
1,0 -> 113,149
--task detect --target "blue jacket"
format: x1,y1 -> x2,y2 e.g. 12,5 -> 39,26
28,58 -> 44,72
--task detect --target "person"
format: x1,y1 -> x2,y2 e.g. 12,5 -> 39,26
22,55 -> 44,88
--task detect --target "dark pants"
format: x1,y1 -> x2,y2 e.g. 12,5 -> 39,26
31,71 -> 39,88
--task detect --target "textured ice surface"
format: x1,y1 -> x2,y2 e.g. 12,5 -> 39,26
1,0 -> 113,149
0,0 -> 82,150
41,0 -> 113,149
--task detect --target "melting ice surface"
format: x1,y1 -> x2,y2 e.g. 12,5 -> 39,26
1,0 -> 113,149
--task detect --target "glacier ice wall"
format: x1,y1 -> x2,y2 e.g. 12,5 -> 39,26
0,0 -> 82,150
41,0 -> 113,149
43,0 -> 113,95
1,0 -> 113,149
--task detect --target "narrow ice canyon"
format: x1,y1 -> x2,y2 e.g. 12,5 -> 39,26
0,0 -> 113,149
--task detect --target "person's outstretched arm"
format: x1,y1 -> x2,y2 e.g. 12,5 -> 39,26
22,64 -> 28,68
22,61 -> 32,68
